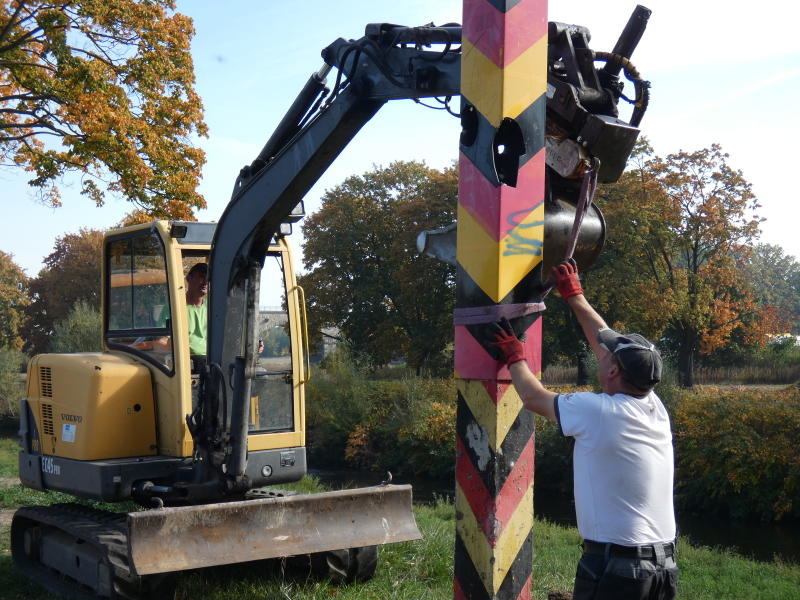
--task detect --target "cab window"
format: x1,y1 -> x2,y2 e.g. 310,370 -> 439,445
106,232 -> 174,373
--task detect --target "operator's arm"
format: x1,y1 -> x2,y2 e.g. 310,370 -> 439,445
509,360 -> 557,422
493,319 -> 557,422
566,294 -> 608,359
552,259 -> 610,361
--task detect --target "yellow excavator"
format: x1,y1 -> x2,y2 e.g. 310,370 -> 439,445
14,217 -> 424,597
11,9 -> 650,599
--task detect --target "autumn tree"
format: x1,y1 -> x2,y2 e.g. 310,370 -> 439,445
591,141 -> 774,387
0,0 -> 207,218
24,228 -> 103,354
299,161 -> 457,374
0,249 -> 28,349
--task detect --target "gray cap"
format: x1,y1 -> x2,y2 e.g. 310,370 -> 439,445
187,262 -> 207,277
598,328 -> 662,389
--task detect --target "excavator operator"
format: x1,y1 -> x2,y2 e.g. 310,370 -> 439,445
132,262 -> 208,371
184,262 -> 208,372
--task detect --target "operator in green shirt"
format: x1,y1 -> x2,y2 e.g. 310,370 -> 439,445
184,262 -> 208,358
137,262 -> 208,370
142,261 -> 260,370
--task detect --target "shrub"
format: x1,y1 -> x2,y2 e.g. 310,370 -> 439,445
306,347 -> 456,478
0,347 -> 26,417
51,299 -> 102,353
533,415 -> 574,497
673,384 -> 800,521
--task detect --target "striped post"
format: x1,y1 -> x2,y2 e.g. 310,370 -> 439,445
454,1 -> 547,599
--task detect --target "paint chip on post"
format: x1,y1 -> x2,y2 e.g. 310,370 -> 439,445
466,422 -> 491,471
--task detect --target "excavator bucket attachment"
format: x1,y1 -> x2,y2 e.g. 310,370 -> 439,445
128,485 -> 421,575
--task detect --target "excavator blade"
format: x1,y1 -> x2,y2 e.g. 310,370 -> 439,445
127,484 -> 421,575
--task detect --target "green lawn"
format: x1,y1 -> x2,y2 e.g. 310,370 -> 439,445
0,435 -> 798,599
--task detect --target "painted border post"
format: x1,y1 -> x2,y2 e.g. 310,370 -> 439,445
454,1 -> 548,599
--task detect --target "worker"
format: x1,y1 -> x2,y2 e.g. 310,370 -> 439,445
184,262 -> 208,371
134,262 -> 208,369
492,259 -> 678,600
138,261 -> 262,368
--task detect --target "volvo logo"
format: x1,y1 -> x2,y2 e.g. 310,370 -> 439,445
61,414 -> 83,423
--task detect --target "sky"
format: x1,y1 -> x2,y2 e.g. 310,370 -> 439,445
2,0 -> 799,304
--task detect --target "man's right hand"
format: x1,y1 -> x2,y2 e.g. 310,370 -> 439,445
553,258 -> 583,300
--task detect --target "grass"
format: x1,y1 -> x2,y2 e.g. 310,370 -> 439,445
0,436 -> 798,599
0,480 -> 798,599
0,437 -> 18,478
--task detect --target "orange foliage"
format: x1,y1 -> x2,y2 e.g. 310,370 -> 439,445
594,141 -> 776,384
0,1 -> 207,217
0,250 -> 29,349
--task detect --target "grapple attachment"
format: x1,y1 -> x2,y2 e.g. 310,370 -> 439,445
128,484 -> 421,575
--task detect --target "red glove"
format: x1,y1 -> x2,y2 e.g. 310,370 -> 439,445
492,317 -> 526,366
553,258 -> 583,300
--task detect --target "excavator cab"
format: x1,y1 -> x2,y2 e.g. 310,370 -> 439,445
101,221 -> 308,476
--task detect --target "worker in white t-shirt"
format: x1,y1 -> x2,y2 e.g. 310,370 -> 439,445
492,259 -> 678,600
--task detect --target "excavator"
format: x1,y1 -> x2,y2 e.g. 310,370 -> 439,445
11,6 -> 651,599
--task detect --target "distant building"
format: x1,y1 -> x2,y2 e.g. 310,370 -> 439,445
767,333 -> 800,346
258,309 -> 340,362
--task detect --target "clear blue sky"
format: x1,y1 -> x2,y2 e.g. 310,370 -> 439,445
2,0 -> 798,293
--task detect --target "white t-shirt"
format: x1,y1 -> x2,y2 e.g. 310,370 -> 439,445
556,391 -> 676,546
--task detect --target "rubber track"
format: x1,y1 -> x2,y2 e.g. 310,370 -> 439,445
12,503 -> 170,600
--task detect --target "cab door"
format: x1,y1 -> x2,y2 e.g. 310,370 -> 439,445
247,238 -> 306,451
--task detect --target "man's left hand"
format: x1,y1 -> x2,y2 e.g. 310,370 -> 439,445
492,317 -> 526,366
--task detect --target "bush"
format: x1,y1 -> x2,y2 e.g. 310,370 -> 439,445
0,347 -> 26,417
673,384 -> 800,521
50,299 -> 102,353
533,415 -> 574,497
305,347 -> 456,478
306,350 -> 800,523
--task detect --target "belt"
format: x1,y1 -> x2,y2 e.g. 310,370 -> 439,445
582,539 -> 675,559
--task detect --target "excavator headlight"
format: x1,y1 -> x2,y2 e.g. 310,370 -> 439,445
261,465 -> 273,478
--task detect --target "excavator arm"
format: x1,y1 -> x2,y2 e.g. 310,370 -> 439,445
200,24 -> 462,486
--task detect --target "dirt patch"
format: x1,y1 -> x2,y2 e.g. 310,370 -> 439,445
0,477 -> 19,487
0,509 -> 14,526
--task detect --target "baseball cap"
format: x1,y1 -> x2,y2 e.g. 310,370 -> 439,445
597,328 -> 662,389
187,262 -> 208,277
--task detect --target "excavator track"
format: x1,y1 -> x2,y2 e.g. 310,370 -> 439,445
11,504 -> 176,600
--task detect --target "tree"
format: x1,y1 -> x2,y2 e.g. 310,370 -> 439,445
0,249 -> 28,349
741,243 -> 800,334
0,0 -> 207,217
0,346 -> 25,415
50,298 -> 101,352
591,141 -> 775,387
24,228 -> 103,354
299,161 -> 457,374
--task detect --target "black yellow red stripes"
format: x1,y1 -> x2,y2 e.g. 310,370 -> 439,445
453,381 -> 536,598
454,0 -> 547,598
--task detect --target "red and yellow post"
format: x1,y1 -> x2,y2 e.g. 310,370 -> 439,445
454,1 -> 547,598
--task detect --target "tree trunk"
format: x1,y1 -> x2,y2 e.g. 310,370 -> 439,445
678,328 -> 697,388
576,348 -> 591,385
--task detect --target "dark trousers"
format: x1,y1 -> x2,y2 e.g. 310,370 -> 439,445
573,541 -> 679,600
